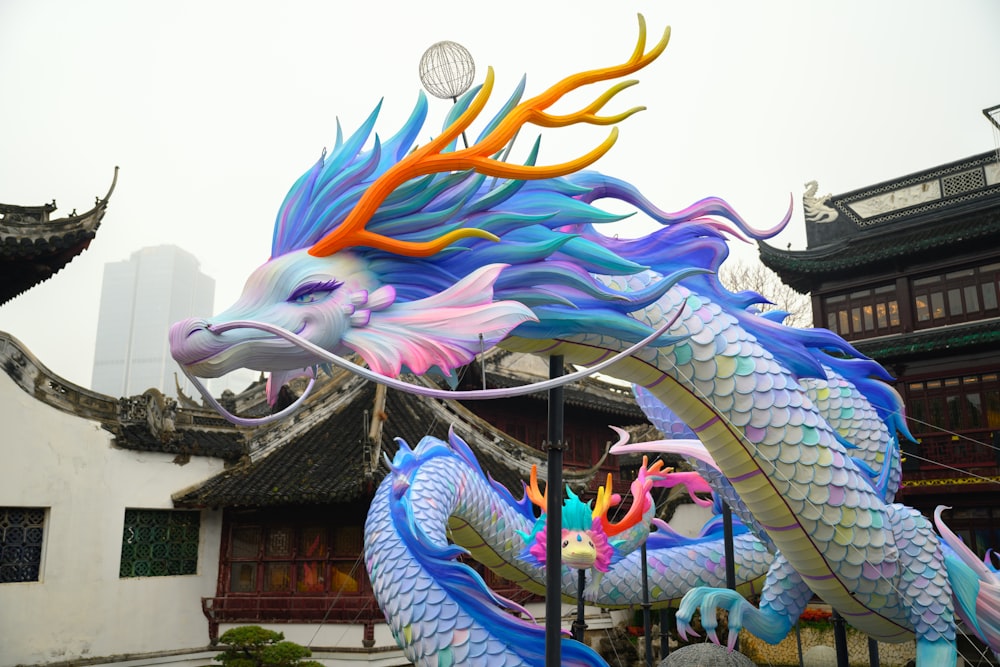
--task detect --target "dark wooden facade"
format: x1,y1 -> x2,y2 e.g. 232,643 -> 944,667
761,151 -> 1000,556
175,360 -> 649,638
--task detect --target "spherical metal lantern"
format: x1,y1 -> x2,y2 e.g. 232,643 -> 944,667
419,41 -> 475,100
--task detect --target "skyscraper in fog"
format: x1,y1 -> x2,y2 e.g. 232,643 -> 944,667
91,245 -> 214,398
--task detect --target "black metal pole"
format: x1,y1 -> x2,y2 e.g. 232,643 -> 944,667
795,622 -> 804,667
867,637 -> 880,667
641,542 -> 652,667
451,96 -> 470,149
659,608 -> 672,660
832,610 -> 849,667
545,355 -> 565,667
722,501 -> 739,653
573,569 -> 587,641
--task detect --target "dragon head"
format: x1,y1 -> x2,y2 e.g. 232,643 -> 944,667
518,459 -> 668,573
168,16 -> 791,421
171,250 -> 379,402
168,17 -> 682,405
170,245 -> 538,405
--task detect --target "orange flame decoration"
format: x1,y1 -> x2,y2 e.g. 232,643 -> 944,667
527,456 -> 669,538
308,15 -> 670,258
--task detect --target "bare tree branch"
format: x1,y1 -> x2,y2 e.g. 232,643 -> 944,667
719,260 -> 813,328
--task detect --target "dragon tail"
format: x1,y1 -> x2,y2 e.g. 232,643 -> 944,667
935,507 -> 1000,657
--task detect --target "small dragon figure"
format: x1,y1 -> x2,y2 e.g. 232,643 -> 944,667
169,15 -> 1000,666
365,428 -> 770,665
517,458 -> 668,574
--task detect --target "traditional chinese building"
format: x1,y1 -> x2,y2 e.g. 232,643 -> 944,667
173,362 -> 645,651
760,150 -> 1000,555
2,335 -> 654,666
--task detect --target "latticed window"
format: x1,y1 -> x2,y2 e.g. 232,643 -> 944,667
120,509 -> 200,578
912,262 -> 1000,329
822,284 -> 900,340
224,512 -> 367,595
1,507 -> 46,583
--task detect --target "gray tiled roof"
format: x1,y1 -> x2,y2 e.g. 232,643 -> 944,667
172,374 -> 601,508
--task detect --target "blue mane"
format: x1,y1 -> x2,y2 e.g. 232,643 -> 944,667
270,82 -> 908,435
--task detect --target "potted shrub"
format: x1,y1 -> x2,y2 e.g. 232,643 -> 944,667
210,625 -> 323,667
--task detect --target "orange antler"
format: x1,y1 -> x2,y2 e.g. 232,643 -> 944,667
592,473 -> 618,521
527,464 -> 548,512
600,457 -> 669,537
309,15 -> 670,258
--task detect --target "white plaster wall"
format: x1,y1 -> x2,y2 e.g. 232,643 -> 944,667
0,372 -> 226,666
668,502 -> 714,537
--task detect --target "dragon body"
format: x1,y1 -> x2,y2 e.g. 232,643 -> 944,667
365,428 -> 770,665
169,16 -> 1000,666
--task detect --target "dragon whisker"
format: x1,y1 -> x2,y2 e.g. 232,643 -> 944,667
188,303 -> 684,426
180,365 -> 317,428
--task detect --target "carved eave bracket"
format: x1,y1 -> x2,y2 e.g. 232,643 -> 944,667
118,388 -> 178,442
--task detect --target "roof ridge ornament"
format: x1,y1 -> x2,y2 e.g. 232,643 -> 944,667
803,179 -> 838,224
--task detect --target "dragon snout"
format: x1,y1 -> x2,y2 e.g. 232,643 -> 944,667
169,317 -> 214,365
562,530 -> 598,570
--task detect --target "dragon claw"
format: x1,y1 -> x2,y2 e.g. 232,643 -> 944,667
727,626 -> 740,652
676,621 -> 698,642
676,586 -> 751,650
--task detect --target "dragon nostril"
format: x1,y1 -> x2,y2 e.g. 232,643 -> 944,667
183,320 -> 210,338
169,318 -> 215,364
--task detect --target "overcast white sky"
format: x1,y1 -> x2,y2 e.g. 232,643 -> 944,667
1,0 -> 998,391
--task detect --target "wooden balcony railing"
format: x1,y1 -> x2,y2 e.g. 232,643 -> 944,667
202,594 -> 384,625
200,584 -> 542,642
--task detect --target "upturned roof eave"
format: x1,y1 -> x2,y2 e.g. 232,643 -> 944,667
759,207 -> 1000,292
0,168 -> 119,304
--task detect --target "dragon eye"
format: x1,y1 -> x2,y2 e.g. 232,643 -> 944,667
288,280 -> 343,304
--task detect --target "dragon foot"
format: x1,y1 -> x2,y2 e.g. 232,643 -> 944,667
677,586 -> 792,651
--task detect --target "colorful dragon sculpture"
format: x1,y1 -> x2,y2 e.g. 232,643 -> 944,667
169,15 -> 1000,666
365,427 -> 769,665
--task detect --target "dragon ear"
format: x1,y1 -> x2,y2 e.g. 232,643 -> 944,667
341,265 -> 536,377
